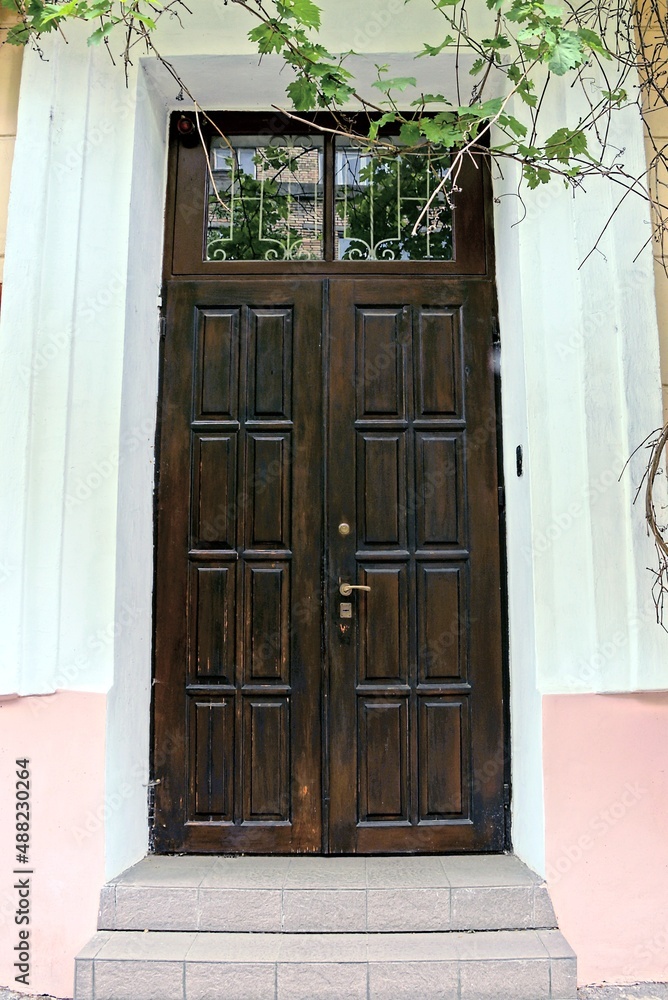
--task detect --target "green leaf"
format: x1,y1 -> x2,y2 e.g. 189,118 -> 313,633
602,88 -> 627,106
543,126 -> 589,162
398,121 -> 422,146
87,20 -> 118,45
40,0 -> 79,23
372,75 -> 417,93
369,112 -> 397,140
277,0 -> 321,28
248,21 -> 285,54
547,30 -> 584,75
418,117 -> 461,145
286,77 -> 318,110
470,58 -> 486,75
418,35 -> 455,57
523,163 -> 551,188
499,113 -> 528,138
578,26 -> 611,58
411,93 -> 450,106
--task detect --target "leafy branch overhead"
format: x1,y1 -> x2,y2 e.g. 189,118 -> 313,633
0,0 -> 665,222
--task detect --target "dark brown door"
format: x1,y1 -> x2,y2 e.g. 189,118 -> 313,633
153,276 -> 505,854
327,278 -> 504,853
153,279 -> 324,853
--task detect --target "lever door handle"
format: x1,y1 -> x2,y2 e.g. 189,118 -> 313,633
339,583 -> 371,596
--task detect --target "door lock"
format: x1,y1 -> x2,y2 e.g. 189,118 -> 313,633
339,583 -> 371,597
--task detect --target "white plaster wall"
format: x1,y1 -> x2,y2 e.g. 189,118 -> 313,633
1,1 -> 666,875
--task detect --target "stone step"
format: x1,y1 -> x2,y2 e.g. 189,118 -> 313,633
98,854 -> 557,934
75,928 -> 577,1000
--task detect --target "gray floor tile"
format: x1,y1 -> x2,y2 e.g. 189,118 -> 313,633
551,956 -> 578,997
112,856 -> 216,887
187,932 -> 281,963
367,887 -> 451,931
366,856 -> 450,888
534,884 -> 558,926
115,886 -> 198,930
367,933 -> 459,963
284,857 -> 367,888
460,957 -> 550,999
186,961 -> 276,1000
93,959 -> 185,1000
538,929 -> 577,959
457,929 -> 548,960
369,961 -> 459,999
95,930 -> 196,961
278,933 -> 368,963
201,857 -> 290,889
441,854 -> 539,887
98,886 -> 116,930
73,959 -> 93,1000
282,888 -> 366,932
76,932 -> 113,960
277,962 -> 367,999
451,885 -> 533,929
198,887 -> 282,931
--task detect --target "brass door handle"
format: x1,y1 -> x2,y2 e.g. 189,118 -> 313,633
339,583 -> 371,596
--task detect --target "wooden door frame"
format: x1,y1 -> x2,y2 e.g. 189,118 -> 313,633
150,111 -> 512,854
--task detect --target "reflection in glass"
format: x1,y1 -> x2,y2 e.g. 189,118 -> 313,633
335,144 -> 453,261
206,136 -> 324,261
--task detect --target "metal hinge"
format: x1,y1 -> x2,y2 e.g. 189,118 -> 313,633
492,317 -> 501,346
159,314 -> 167,341
498,486 -> 506,512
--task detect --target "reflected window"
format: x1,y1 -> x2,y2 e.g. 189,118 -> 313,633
335,143 -> 453,261
206,136 -> 324,261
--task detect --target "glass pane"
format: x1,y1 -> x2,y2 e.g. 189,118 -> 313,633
335,143 -> 453,261
206,136 -> 324,261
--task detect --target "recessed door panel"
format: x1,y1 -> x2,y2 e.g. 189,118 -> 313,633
415,308 -> 463,420
192,565 -> 237,683
358,565 -> 408,685
192,698 -> 235,820
197,309 -> 240,420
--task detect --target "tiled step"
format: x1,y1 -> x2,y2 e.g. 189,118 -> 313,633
76,928 -> 577,1000
98,854 -> 557,934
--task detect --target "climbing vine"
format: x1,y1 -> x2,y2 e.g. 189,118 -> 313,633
0,0 -> 664,217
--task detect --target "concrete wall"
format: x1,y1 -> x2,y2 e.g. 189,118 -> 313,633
544,693 -> 668,984
0,693 -> 106,997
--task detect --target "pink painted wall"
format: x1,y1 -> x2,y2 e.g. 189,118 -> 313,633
0,692 -> 106,999
543,692 -> 668,986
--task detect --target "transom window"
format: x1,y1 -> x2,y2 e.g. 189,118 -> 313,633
205,133 -> 453,263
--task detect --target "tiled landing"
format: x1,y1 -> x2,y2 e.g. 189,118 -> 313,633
76,928 -> 576,1000
98,853 -> 556,933
76,854 -> 577,1000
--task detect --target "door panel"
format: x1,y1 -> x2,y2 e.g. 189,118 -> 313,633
327,278 -> 504,853
153,280 -> 323,853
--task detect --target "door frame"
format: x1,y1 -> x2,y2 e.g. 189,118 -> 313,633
150,110 -> 512,854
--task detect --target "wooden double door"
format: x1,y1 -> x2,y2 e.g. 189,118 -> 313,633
153,275 -> 505,854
